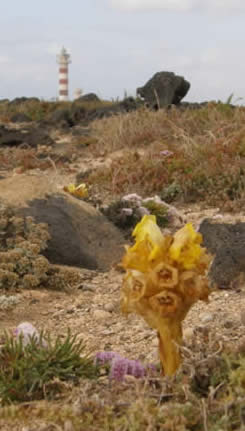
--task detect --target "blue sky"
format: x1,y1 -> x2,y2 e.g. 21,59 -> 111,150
0,0 -> 245,103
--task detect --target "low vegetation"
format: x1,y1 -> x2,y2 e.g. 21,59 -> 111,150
88,103 -> 245,209
0,98 -> 116,122
0,330 -> 98,404
0,201 -> 80,290
0,328 -> 245,430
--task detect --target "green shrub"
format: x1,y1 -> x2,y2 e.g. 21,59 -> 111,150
0,330 -> 98,404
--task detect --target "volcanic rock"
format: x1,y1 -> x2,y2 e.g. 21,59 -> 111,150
10,113 -> 32,123
46,108 -> 74,129
0,124 -> 54,147
0,175 -> 125,271
9,97 -> 40,105
75,93 -> 101,103
199,218 -> 245,289
137,71 -> 190,109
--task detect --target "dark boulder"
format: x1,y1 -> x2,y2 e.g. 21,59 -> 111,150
10,113 -> 32,123
137,71 -> 190,109
9,97 -> 40,105
84,98 -> 140,124
75,93 -> 101,103
0,174 -> 125,271
0,125 -> 54,148
87,103 -> 124,121
120,97 -> 141,112
46,108 -> 74,128
27,126 -> 54,147
0,125 -> 23,146
46,97 -> 141,128
199,219 -> 245,289
70,104 -> 87,124
17,194 -> 124,271
71,126 -> 92,137
176,101 -> 209,111
47,105 -> 88,128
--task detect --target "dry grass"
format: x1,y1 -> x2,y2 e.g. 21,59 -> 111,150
0,100 -> 71,122
0,147 -> 56,172
88,103 -> 245,208
0,98 -> 115,122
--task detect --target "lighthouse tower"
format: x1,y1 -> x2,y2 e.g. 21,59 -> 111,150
56,47 -> 71,101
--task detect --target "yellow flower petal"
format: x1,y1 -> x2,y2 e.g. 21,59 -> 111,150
64,184 -> 76,193
122,215 -> 169,271
121,241 -> 152,272
169,223 -> 203,269
132,215 -> 165,251
63,183 -> 88,198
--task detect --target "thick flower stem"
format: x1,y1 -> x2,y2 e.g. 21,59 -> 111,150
157,321 -> 183,376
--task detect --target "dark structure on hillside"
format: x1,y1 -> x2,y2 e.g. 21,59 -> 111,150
137,71 -> 190,109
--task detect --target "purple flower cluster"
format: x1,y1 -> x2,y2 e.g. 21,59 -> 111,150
94,351 -> 156,382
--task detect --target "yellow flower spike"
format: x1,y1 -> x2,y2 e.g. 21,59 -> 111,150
120,217 -> 212,376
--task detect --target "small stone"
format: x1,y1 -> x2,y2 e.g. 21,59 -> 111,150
240,309 -> 245,325
236,336 -> 245,354
183,327 -> 194,341
201,312 -> 213,324
72,400 -> 83,415
142,330 -> 153,339
53,311 -> 62,318
196,325 -> 210,336
41,311 -> 50,316
66,306 -> 75,314
93,310 -> 111,321
101,329 -> 114,335
104,302 -> 115,312
152,337 -> 159,347
223,319 -> 234,329
78,283 -> 96,292
64,419 -> 74,431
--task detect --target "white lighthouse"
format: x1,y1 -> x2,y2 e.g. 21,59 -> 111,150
56,47 -> 71,101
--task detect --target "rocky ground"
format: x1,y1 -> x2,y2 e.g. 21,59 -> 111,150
2,266 -> 245,363
0,118 -> 245,361
1,115 -> 245,430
